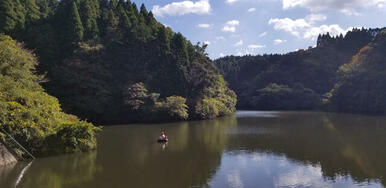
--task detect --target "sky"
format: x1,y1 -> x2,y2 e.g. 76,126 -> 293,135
130,0 -> 386,59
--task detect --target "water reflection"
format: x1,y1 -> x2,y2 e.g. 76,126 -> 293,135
227,111 -> 386,187
209,152 -> 383,188
0,111 -> 385,188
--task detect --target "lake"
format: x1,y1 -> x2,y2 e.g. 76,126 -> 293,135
1,111 -> 385,188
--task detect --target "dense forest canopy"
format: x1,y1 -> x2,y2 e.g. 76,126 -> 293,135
216,28 -> 386,114
327,30 -> 386,114
0,0 -> 236,124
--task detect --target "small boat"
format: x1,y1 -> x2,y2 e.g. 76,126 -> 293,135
157,136 -> 168,142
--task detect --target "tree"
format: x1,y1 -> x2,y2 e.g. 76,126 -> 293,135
98,0 -> 109,37
36,0 -> 58,18
117,4 -> 131,32
25,0 -> 41,23
156,96 -> 189,120
109,0 -> 117,9
0,0 -> 25,36
0,0 -> 237,124
79,0 -> 100,39
171,33 -> 189,66
0,35 -> 98,156
156,26 -> 170,54
124,82 -> 149,111
68,1 -> 84,42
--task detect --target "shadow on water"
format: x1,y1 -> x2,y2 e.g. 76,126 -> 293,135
0,116 -> 237,188
1,111 -> 386,187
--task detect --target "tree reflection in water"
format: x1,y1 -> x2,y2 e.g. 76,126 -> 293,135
1,111 -> 386,187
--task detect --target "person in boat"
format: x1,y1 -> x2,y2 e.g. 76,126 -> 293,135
158,130 -> 168,141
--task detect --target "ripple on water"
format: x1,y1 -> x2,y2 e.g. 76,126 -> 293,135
236,111 -> 280,118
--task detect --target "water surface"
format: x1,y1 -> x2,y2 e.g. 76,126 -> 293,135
1,111 -> 385,188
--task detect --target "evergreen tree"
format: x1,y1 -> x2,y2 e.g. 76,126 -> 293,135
36,0 -> 56,18
117,4 -> 131,33
117,0 -> 125,7
170,33 -> 190,95
157,26 -> 170,54
110,0 -> 117,9
68,1 -> 84,43
131,3 -> 138,17
80,0 -> 100,40
171,33 -> 190,68
139,4 -> 152,26
107,8 -> 118,33
126,2 -> 137,28
99,0 -> 109,37
0,0 -> 25,37
140,3 -> 148,16
25,0 -> 41,23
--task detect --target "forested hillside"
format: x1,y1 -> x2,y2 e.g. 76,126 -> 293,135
0,35 -> 98,157
0,0 -> 236,124
327,30 -> 386,114
216,28 -> 383,112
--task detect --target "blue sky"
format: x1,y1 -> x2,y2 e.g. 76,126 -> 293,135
131,0 -> 386,59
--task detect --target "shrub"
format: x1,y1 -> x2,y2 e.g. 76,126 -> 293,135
0,35 -> 99,157
156,96 -> 189,120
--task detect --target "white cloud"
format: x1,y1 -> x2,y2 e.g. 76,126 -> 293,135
259,32 -> 267,37
226,20 -> 240,26
226,0 -> 238,4
305,14 -> 327,23
219,53 -> 225,57
282,0 -> 386,15
248,44 -> 266,49
248,8 -> 256,12
274,39 -> 287,44
234,40 -> 243,46
268,18 -> 310,37
223,26 -> 236,32
236,49 -> 252,56
197,23 -> 211,28
223,20 -> 240,33
275,165 -> 331,188
269,14 -> 351,40
236,45 -> 265,56
304,25 -> 351,39
152,0 -> 211,17
204,41 -> 211,45
227,171 -> 244,188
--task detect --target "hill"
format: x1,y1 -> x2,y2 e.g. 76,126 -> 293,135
216,28 -> 383,112
327,30 -> 386,114
0,0 -> 236,124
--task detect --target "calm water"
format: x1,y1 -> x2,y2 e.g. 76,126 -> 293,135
1,111 -> 386,188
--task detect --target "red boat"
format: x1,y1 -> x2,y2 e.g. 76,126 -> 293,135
157,135 -> 168,142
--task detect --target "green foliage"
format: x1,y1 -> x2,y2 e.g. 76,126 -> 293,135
0,0 -> 25,37
195,98 -> 225,119
25,0 -> 41,23
0,0 -> 236,124
124,82 -> 150,111
251,83 -> 320,110
0,35 -> 98,157
216,28 -> 382,111
79,0 -> 100,39
156,96 -> 189,120
69,1 -> 84,42
327,29 -> 386,114
36,0 -> 58,18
